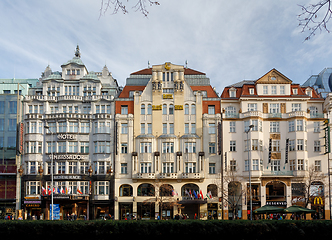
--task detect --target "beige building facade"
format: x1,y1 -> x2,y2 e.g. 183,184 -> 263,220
114,62 -> 222,220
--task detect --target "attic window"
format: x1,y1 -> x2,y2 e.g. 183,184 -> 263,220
249,88 -> 254,95
306,89 -> 312,97
229,89 -> 236,98
292,89 -> 298,95
271,77 -> 277,80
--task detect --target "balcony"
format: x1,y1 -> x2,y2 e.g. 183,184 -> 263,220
135,173 -> 156,179
181,172 -> 204,179
159,173 -> 177,179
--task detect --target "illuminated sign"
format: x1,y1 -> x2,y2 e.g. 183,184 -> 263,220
174,105 -> 183,110
48,154 -> 88,160
152,105 -> 162,110
57,134 -> 76,140
163,94 -> 173,99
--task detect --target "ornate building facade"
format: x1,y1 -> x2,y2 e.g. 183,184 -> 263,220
221,69 -> 329,219
21,46 -> 119,220
114,62 -> 221,220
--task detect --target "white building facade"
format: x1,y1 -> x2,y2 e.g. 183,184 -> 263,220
221,69 -> 329,219
21,46 -> 119,220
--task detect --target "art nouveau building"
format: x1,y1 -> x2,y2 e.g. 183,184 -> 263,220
221,69 -> 329,219
21,46 -> 119,220
114,63 -> 221,220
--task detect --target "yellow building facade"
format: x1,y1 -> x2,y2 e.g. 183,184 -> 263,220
114,63 -> 222,220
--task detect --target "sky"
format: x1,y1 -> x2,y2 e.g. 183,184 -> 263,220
0,0 -> 331,95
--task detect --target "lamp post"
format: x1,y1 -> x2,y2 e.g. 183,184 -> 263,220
246,124 -> 254,221
44,125 -> 54,220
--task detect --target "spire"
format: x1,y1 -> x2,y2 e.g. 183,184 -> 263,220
75,45 -> 81,58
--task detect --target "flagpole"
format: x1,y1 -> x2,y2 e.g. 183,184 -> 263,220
44,125 -> 54,220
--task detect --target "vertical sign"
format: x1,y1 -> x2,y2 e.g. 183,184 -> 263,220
50,204 -> 60,220
268,138 -> 272,163
218,122 -> 222,155
324,119 -> 330,154
16,122 -> 24,155
285,138 -> 289,163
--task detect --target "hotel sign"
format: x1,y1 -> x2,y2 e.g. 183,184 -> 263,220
53,175 -> 82,180
48,154 -> 88,160
57,134 -> 76,140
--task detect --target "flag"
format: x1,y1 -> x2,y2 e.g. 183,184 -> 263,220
68,187 -> 71,194
57,187 -> 60,194
172,190 -> 175,196
200,190 -> 204,199
193,190 -> 198,199
66,188 -> 68,195
77,189 -> 83,194
185,189 -> 190,196
42,186 -> 46,196
61,187 -> 64,194
48,187 -> 51,195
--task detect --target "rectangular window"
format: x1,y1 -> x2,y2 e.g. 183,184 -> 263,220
297,139 -> 304,151
140,142 -> 152,153
314,140 -> 321,152
80,142 -> 89,153
270,122 -> 279,132
184,142 -> 196,153
209,163 -> 216,174
185,162 -> 196,173
230,141 -> 236,152
121,163 -> 128,174
209,142 -> 216,154
209,123 -> 216,134
162,142 -> 174,153
208,105 -> 215,114
121,143 -> 128,154
230,122 -> 236,132
121,123 -> 128,134
121,105 -> 128,115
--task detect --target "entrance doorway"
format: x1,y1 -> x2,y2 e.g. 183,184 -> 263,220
119,203 -> 133,220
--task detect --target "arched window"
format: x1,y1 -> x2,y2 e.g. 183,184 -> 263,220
119,184 -> 133,196
137,183 -> 155,196
160,184 -> 174,196
191,104 -> 196,115
163,104 -> 167,115
169,104 -> 174,115
184,104 -> 189,115
141,104 -> 145,115
181,183 -> 199,197
207,184 -> 218,197
147,104 -> 152,115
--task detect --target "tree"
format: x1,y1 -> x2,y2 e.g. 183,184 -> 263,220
298,0 -> 332,40
99,0 -> 160,18
216,166 -> 247,220
292,164 -> 326,208
143,181 -> 181,219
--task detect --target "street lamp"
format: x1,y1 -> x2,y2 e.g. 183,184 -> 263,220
44,125 -> 54,220
246,124 -> 254,221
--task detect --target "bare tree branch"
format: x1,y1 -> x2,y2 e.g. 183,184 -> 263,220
99,0 -> 160,19
298,0 -> 332,41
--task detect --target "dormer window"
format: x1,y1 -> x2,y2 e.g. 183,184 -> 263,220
229,88 -> 236,98
306,88 -> 312,97
292,88 -> 298,95
249,88 -> 254,95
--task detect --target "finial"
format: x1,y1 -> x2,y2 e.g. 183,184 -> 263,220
148,61 -> 150,68
75,45 -> 81,58
185,60 -> 188,68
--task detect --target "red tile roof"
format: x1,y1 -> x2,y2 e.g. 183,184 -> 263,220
130,68 -> 205,75
118,85 -> 146,98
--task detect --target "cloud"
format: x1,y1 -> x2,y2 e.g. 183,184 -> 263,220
0,0 -> 330,94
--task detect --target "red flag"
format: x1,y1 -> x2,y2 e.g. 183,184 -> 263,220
77,189 -> 82,194
200,190 -> 204,199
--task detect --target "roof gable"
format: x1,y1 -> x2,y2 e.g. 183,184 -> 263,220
256,68 -> 292,84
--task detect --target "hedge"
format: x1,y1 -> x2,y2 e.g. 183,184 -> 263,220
1,220 -> 332,239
